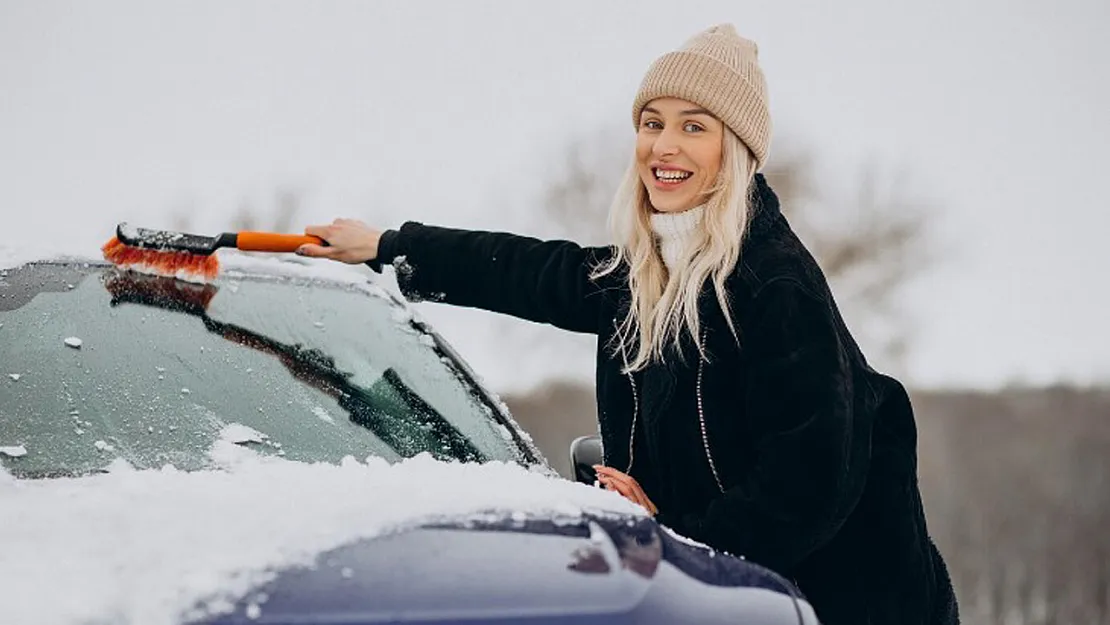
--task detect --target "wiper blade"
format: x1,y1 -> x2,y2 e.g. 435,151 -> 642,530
2,466 -> 112,480
99,269 -> 487,463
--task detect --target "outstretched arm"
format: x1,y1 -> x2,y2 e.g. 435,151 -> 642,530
299,218 -> 611,334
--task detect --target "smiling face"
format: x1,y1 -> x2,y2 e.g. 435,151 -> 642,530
635,97 -> 725,213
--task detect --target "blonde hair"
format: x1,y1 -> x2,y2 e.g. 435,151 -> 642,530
591,130 -> 758,372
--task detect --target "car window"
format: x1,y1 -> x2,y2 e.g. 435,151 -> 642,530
0,262 -> 528,478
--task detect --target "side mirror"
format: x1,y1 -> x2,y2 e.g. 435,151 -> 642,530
569,435 -> 603,485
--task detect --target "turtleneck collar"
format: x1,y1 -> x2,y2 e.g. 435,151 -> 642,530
647,174 -> 783,272
650,204 -> 705,273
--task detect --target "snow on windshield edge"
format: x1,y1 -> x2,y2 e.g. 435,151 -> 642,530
2,242 -> 380,288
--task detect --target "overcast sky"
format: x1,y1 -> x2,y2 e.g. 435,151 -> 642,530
2,0 -> 1108,392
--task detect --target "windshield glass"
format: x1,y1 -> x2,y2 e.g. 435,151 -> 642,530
0,262 -> 529,478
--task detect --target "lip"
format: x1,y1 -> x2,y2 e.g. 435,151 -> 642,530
649,164 -> 694,190
650,162 -> 692,173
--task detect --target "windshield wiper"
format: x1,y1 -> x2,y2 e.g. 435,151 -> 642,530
3,466 -> 112,480
101,269 -> 487,463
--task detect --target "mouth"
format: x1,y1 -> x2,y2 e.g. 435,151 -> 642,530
651,167 -> 693,188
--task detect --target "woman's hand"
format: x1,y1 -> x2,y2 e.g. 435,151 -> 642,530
593,465 -> 658,516
297,218 -> 382,264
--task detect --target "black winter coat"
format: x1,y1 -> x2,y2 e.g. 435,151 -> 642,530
374,174 -> 959,625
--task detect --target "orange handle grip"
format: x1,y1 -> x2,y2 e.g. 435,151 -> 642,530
236,232 -> 325,253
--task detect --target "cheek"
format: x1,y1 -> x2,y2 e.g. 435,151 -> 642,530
696,146 -> 723,185
704,163 -> 721,186
635,137 -> 654,166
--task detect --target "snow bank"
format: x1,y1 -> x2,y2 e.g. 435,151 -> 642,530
0,451 -> 644,625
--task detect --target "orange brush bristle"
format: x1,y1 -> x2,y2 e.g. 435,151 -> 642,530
101,236 -> 220,283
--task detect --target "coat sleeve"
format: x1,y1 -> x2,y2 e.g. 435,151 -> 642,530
375,221 -> 612,334
659,277 -> 871,573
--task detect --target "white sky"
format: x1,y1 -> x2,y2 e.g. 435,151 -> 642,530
2,0 -> 1108,391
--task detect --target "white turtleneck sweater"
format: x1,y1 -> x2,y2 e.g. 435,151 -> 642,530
649,204 -> 705,272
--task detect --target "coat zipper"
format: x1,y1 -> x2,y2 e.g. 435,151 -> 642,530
621,329 -> 725,493
625,371 -> 639,474
696,329 -> 726,494
617,323 -> 640,476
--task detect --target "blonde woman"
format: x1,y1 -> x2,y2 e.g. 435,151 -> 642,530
300,24 -> 958,625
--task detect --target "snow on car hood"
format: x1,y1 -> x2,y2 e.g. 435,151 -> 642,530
0,446 -> 646,625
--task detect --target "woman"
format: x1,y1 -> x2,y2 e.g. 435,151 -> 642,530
298,23 -> 959,625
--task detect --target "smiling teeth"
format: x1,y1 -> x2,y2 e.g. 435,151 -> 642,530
656,169 -> 691,181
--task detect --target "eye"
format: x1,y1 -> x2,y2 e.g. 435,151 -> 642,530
641,119 -> 663,130
684,122 -> 705,133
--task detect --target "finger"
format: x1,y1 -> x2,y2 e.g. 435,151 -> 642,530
295,244 -> 335,258
596,469 -> 636,491
594,469 -> 639,497
599,476 -> 638,502
596,475 -> 623,493
600,473 -> 652,510
304,225 -> 333,239
593,466 -> 625,479
594,466 -> 635,482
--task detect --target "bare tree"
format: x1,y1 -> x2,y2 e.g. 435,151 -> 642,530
538,129 -> 630,247
229,187 -> 304,233
912,386 -> 1110,625
168,187 -> 305,236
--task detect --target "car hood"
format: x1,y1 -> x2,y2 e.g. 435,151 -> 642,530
196,514 -> 815,625
1,408 -> 815,625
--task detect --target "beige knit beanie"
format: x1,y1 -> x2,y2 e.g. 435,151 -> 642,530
632,24 -> 772,170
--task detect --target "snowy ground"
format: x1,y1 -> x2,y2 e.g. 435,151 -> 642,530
0,437 -> 645,625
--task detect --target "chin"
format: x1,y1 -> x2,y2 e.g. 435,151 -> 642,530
648,194 -> 696,214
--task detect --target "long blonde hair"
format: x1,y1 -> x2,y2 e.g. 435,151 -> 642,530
591,130 -> 759,372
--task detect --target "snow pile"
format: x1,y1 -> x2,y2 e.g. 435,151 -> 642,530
219,252 -> 381,290
0,450 -> 644,625
0,445 -> 28,458
311,406 -> 335,424
217,423 -> 267,445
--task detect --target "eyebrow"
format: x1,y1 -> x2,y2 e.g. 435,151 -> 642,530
642,106 -> 714,117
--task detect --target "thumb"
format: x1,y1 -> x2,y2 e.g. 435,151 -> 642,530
296,243 -> 334,258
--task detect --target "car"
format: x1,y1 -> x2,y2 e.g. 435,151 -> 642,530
0,250 -> 820,625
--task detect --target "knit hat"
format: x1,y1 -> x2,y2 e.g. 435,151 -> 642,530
632,24 -> 772,170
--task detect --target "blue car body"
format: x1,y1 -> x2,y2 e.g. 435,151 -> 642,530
198,514 -> 816,625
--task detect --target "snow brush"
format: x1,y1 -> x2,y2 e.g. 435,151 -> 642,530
101,223 -> 327,283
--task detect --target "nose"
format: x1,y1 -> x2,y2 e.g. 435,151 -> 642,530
651,127 -> 681,159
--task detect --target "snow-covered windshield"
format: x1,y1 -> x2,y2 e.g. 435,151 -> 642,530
0,262 -> 529,477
